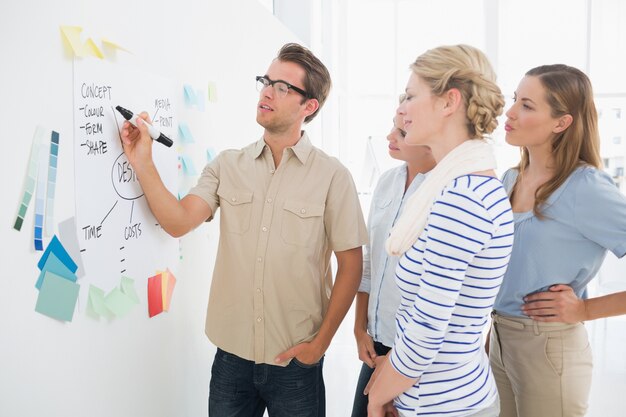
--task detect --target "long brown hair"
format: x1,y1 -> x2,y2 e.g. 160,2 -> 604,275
513,64 -> 602,217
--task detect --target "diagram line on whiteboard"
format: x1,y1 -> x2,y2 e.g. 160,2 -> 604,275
130,201 -> 134,223
100,200 -> 118,225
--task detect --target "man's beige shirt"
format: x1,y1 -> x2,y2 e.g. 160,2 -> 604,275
189,133 -> 368,365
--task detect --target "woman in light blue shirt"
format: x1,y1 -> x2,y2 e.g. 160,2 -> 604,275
490,64 -> 626,417
351,101 -> 435,417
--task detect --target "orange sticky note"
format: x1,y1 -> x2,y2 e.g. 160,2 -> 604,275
162,269 -> 177,311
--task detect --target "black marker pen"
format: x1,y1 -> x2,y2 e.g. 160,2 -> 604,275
116,105 -> 173,147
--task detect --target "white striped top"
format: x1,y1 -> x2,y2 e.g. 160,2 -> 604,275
391,175 -> 514,416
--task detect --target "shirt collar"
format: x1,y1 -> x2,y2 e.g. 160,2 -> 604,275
249,131 -> 313,165
250,138 -> 267,159
290,132 -> 313,164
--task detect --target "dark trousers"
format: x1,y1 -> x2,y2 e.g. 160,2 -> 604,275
209,348 -> 326,417
350,341 -> 392,417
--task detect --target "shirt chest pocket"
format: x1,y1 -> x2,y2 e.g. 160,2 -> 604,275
370,198 -> 392,232
217,186 -> 254,234
374,198 -> 392,209
281,199 -> 325,247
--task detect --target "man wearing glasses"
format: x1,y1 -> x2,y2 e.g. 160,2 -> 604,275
120,43 -> 367,416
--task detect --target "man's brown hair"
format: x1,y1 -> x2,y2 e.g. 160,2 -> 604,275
277,43 -> 332,123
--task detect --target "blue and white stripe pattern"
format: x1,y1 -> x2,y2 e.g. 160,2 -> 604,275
391,175 -> 514,416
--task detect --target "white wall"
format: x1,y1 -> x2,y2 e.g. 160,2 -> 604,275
0,1 -> 302,416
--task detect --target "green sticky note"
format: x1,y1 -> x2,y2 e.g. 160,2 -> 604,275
120,276 -> 139,304
104,288 -> 136,318
87,285 -> 108,319
35,272 -> 80,322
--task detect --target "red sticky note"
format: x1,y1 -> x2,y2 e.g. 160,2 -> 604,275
147,273 -> 163,318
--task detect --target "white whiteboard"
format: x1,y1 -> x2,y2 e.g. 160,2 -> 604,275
73,58 -> 178,297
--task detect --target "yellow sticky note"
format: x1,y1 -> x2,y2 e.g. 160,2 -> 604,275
208,81 -> 218,103
60,26 -> 86,57
60,26 -> 103,59
101,38 -> 130,54
83,38 -> 104,59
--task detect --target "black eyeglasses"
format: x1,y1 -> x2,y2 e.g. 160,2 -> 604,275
256,76 -> 311,99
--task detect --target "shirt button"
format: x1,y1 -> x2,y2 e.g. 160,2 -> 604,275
256,288 -> 262,293
257,257 -> 262,263
300,208 -> 306,214
257,316 -> 263,322
270,169 -> 275,174
266,198 -> 272,203
231,197 -> 237,202
262,226 -> 268,232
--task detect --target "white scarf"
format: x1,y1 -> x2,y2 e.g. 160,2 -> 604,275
385,139 -> 497,256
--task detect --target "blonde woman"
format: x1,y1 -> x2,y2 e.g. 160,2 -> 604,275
366,45 -> 513,417
490,64 -> 626,417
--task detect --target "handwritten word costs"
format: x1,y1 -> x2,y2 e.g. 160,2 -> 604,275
124,223 -> 142,240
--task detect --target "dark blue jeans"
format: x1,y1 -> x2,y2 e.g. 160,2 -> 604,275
208,348 -> 325,417
350,341 -> 392,417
